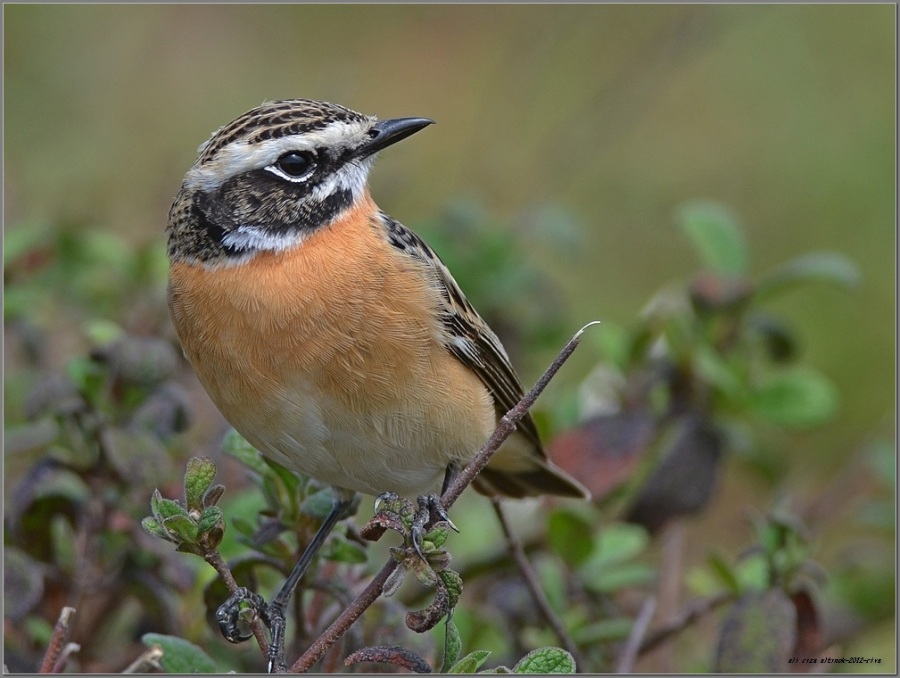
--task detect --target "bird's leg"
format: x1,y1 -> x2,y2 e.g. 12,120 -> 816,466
411,464 -> 460,561
216,495 -> 354,673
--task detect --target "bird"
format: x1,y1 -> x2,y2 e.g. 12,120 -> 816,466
165,98 -> 589,670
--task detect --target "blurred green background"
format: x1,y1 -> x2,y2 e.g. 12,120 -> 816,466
5,3 -> 895,672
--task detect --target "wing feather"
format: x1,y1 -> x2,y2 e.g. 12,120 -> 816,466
378,212 -> 545,454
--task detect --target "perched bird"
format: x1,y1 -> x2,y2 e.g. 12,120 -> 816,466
166,99 -> 589,669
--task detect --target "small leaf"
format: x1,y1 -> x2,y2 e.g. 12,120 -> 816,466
583,522 -> 649,569
406,579 -> 448,632
449,650 -> 491,674
677,201 -> 748,274
154,496 -> 190,521
548,509 -> 595,567
756,251 -> 861,300
221,429 -> 268,474
572,618 -> 634,644
513,647 -> 577,674
300,489 -> 335,519
202,483 -> 225,507
141,633 -> 218,673
441,618 -> 462,673
325,536 -> 368,564
344,645 -> 433,673
708,552 -> 741,594
583,564 -> 656,593
438,569 -> 463,610
231,516 -> 257,539
751,369 -> 839,428
424,523 -> 450,549
713,589 -> 796,672
141,516 -> 169,540
382,562 -> 408,597
197,506 -> 224,535
184,457 -> 217,512
162,514 -> 198,543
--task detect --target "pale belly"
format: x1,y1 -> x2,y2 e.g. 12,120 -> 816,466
219,373 -> 491,497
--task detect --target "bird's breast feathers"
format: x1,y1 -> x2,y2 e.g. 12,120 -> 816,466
167,198 -> 495,495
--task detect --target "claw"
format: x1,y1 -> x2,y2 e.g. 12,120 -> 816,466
411,494 -> 458,561
216,587 -> 269,644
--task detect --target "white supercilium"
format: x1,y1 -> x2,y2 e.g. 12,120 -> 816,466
184,118 -> 375,193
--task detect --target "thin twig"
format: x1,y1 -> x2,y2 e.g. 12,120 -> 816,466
203,548 -> 270,658
649,522 -> 684,671
637,591 -> 734,655
51,643 -> 81,674
442,321 -> 600,510
122,645 -> 165,673
287,323 -> 597,673
491,499 -> 585,669
39,606 -> 76,673
289,560 -> 399,672
616,597 -> 656,673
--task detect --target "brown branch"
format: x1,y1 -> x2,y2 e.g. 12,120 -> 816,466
287,322 -> 597,673
616,596 -> 656,673
289,560 -> 399,672
39,606 -> 76,673
637,591 -> 733,655
441,321 -> 600,510
491,499 -> 585,669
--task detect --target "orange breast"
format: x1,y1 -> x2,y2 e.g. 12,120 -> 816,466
167,196 -> 495,496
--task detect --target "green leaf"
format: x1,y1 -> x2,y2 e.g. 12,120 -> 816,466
196,506 -> 223,535
4,222 -> 52,266
573,618 -> 633,644
677,201 -> 748,274
425,523 -> 451,549
708,552 -> 741,594
324,536 -> 368,564
583,563 -> 656,593
713,589 -> 796,672
153,495 -> 190,521
184,457 -> 217,512
441,617 -> 463,673
756,251 -> 860,300
300,489 -> 335,519
449,649 -> 491,674
262,456 -> 302,498
221,429 -> 268,474
585,522 -> 649,568
751,368 -> 839,428
66,356 -> 105,401
439,569 -> 464,610
513,647 -> 577,674
162,514 -> 198,543
141,633 -> 219,673
547,509 -> 595,567
694,345 -> 746,401
83,318 -> 124,346
141,516 -> 168,540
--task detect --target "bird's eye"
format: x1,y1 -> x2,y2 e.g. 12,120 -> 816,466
269,151 -> 316,181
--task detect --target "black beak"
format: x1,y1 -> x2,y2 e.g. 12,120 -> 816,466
359,117 -> 434,159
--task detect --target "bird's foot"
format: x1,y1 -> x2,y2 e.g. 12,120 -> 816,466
216,588 -> 286,673
411,493 -> 458,562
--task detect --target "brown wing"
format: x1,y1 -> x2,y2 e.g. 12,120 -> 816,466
378,213 -> 589,499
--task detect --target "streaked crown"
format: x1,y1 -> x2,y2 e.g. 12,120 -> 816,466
166,99 -> 432,266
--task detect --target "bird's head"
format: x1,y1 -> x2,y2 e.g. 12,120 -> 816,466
166,99 -> 433,266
